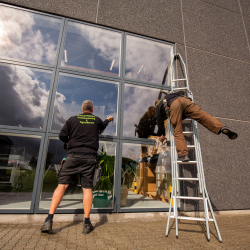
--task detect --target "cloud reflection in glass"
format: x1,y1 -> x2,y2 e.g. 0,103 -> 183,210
0,64 -> 52,128
61,21 -> 121,77
51,73 -> 118,136
125,35 -> 173,85
0,5 -> 62,65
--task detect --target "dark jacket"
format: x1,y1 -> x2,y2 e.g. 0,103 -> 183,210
59,112 -> 110,154
156,91 -> 185,136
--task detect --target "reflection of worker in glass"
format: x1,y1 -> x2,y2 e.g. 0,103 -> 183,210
40,100 -> 113,234
156,91 -> 238,162
135,105 -> 157,138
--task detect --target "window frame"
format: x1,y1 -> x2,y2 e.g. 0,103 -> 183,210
0,3 -> 182,214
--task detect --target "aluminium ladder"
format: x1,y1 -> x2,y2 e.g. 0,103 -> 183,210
165,53 -> 222,242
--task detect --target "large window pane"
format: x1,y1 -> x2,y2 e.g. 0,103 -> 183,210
61,22 -> 121,77
0,133 -> 41,209
123,84 -> 170,139
0,63 -> 52,129
51,73 -> 118,136
0,5 -> 62,65
120,143 -> 177,209
39,139 -> 116,210
125,35 -> 173,84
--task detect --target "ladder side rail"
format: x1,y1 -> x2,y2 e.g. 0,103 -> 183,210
194,123 -> 207,193
205,188 -> 223,242
171,124 -> 179,238
203,196 -> 211,241
193,120 -> 221,241
170,55 -> 175,92
166,54 -> 177,236
192,120 -> 211,240
166,123 -> 175,236
176,53 -> 190,91
192,120 -> 204,194
170,122 -> 179,238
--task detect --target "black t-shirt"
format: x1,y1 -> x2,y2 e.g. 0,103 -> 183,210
59,112 -> 110,155
156,91 -> 185,136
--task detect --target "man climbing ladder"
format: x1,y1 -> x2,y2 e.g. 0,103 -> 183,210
156,90 -> 238,162
157,53 -> 237,242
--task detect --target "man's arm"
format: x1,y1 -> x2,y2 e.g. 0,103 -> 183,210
99,116 -> 113,132
157,105 -> 166,137
59,119 -> 70,143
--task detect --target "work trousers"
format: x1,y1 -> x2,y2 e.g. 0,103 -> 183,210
170,97 -> 225,157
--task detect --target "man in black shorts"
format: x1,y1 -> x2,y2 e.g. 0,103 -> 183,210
40,100 -> 113,234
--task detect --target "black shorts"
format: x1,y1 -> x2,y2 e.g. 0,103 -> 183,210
58,153 -> 97,189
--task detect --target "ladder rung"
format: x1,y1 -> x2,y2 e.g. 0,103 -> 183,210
177,177 -> 199,181
187,145 -> 195,149
170,216 -> 213,222
175,196 -> 203,200
177,161 -> 197,164
182,119 -> 192,124
172,79 -> 187,82
183,131 -> 193,135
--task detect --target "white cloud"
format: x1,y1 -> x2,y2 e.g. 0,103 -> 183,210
0,6 -> 59,65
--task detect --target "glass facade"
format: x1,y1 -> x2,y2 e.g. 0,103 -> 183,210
0,3 -> 175,213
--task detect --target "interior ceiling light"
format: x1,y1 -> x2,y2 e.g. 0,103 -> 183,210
110,59 -> 115,71
40,127 -> 42,129
137,65 -> 143,75
64,50 -> 68,63
19,125 -> 22,127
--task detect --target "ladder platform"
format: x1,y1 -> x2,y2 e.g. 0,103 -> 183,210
175,196 -> 203,200
177,177 -> 199,181
177,161 -> 197,164
170,216 -> 214,222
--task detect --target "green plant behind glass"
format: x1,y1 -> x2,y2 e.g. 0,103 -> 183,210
93,144 -> 115,196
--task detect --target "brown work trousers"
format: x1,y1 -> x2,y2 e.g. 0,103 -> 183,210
170,97 -> 225,157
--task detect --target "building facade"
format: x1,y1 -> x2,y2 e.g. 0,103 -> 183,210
0,0 -> 249,215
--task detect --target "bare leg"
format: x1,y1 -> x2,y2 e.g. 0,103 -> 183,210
82,188 -> 93,218
49,184 -> 69,214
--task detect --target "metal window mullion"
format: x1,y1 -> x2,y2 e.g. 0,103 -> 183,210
116,141 -> 123,212
30,133 -> 47,213
0,58 -> 55,70
42,69 -> 57,131
124,78 -> 173,90
33,134 -> 50,213
44,18 -> 68,132
112,139 -> 120,212
58,67 -> 121,82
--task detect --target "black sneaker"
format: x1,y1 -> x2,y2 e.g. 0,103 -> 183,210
40,219 -> 53,233
178,155 -> 190,162
221,126 -> 238,139
82,222 -> 93,234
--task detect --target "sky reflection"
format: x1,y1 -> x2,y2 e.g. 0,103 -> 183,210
0,64 -> 52,128
61,22 -> 121,76
125,35 -> 173,85
0,5 -> 61,65
52,73 -> 118,136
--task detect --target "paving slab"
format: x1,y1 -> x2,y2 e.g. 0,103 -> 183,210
0,214 -> 250,249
